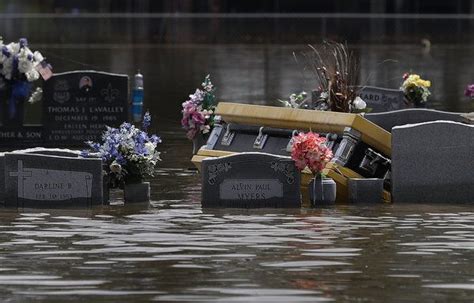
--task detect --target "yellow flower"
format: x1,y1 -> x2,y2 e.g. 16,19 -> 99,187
405,74 -> 430,88
407,74 -> 420,83
416,79 -> 431,88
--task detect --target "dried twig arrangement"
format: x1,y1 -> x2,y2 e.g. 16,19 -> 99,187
305,41 -> 361,113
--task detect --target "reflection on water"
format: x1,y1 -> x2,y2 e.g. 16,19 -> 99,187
22,43 -> 474,126
1,160 -> 473,302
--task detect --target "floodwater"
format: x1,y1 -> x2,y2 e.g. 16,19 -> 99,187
1,15 -> 474,302
1,137 -> 473,302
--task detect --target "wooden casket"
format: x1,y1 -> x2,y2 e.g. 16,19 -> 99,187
192,102 -> 392,205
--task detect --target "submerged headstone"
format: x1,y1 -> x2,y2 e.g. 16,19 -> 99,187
358,86 -> 406,113
0,126 -> 44,149
365,108 -> 465,132
201,153 -> 301,208
4,152 -> 103,208
392,121 -> 474,203
0,153 -> 5,205
42,70 -> 128,146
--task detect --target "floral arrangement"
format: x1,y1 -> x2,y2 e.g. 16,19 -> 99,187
279,91 -> 308,108
305,41 -> 365,113
400,73 -> 431,106
0,37 -> 52,118
82,112 -> 161,185
290,131 -> 333,176
181,75 -> 217,140
464,84 -> 474,99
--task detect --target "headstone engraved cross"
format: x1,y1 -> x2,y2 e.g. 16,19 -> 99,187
4,152 -> 103,208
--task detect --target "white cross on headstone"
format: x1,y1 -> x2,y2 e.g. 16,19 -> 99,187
9,160 -> 32,198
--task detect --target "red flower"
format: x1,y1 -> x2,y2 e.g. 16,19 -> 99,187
290,132 -> 333,175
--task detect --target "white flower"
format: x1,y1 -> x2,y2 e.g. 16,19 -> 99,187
1,57 -> 13,79
352,96 -> 367,110
33,51 -> 44,63
25,69 -> 40,81
320,91 -> 329,100
144,142 -> 155,155
7,42 -> 20,55
17,48 -> 34,73
28,87 -> 43,104
109,161 -> 122,174
201,124 -> 211,134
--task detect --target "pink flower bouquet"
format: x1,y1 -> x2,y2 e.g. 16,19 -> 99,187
290,132 -> 333,176
181,75 -> 216,140
464,84 -> 474,99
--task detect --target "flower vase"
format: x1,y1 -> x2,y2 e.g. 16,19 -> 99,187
192,133 -> 209,155
2,80 -> 30,127
124,181 -> 150,203
309,175 -> 336,206
102,174 -> 110,205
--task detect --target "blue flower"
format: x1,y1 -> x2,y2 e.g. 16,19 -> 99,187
2,46 -> 10,58
150,135 -> 162,144
84,112 -> 160,181
116,154 -> 127,165
142,111 -> 151,129
19,38 -> 28,48
80,150 -> 89,158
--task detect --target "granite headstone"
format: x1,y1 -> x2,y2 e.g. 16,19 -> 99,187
391,121 -> 474,203
358,86 -> 406,113
4,152 -> 103,208
201,152 -> 301,208
42,70 -> 129,145
0,148 -> 93,205
0,126 -> 44,148
0,153 -> 5,205
365,108 -> 465,132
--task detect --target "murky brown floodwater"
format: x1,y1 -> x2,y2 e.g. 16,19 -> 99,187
0,135 -> 473,302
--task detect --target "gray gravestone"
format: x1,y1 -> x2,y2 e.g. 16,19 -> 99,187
4,153 -> 103,208
348,178 -> 384,203
358,86 -> 406,113
0,148 -> 86,205
42,70 -> 129,146
201,152 -> 301,208
0,126 -> 44,148
0,153 -> 4,205
12,147 -> 82,158
392,121 -> 474,203
365,108 -> 465,132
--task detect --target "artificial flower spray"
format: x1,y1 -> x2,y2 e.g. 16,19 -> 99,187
132,70 -> 144,122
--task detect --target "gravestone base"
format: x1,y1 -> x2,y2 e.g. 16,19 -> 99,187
348,178 -> 384,203
309,177 -> 337,206
124,182 -> 150,203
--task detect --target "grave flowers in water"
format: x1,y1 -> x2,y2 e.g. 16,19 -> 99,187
278,91 -> 310,109
0,36 -> 52,126
181,75 -> 217,154
83,112 -> 161,203
305,41 -> 366,113
464,84 -> 474,99
290,131 -> 336,205
400,73 -> 431,107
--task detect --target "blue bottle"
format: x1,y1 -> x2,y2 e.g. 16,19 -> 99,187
132,70 -> 144,122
